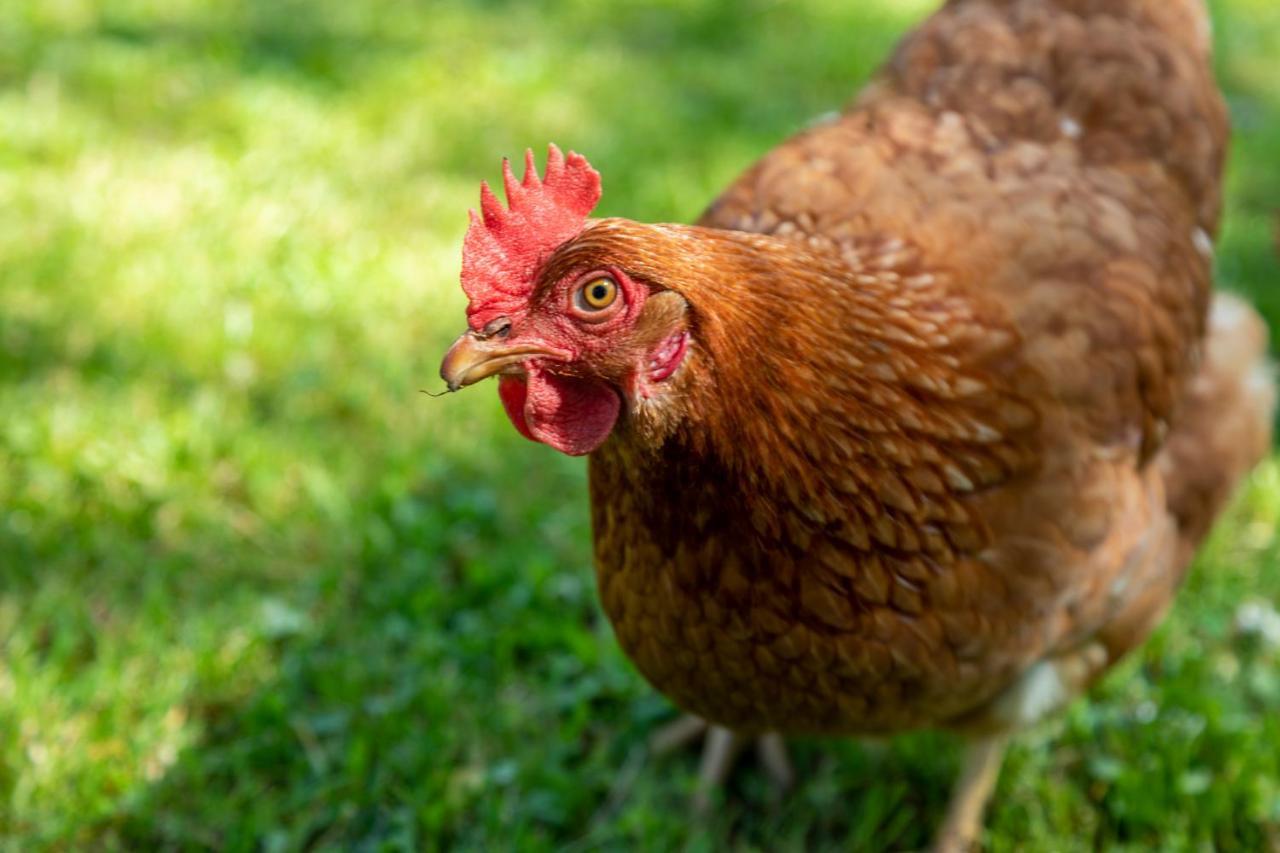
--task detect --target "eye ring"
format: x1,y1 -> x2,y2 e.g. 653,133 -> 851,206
574,276 -> 619,313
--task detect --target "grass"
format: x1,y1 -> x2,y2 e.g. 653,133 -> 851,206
0,0 -> 1278,849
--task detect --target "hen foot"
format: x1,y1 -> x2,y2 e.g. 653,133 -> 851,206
649,714 -> 794,814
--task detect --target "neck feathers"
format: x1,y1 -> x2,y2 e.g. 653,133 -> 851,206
578,219 -> 1041,551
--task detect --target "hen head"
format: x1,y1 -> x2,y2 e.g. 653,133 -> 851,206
440,146 -> 691,456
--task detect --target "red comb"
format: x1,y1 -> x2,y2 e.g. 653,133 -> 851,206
460,144 -> 602,331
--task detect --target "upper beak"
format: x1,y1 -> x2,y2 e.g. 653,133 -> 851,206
439,331 -> 562,391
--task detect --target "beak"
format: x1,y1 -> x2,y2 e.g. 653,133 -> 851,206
439,331 -> 563,392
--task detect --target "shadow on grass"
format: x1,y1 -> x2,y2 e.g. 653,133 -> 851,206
101,445 -> 961,850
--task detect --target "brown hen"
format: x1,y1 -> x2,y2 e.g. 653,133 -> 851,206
440,0 -> 1274,847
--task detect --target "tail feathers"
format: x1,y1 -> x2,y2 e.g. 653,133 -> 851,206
1161,292 -> 1275,551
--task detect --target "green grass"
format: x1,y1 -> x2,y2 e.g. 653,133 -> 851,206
1,0 -> 1278,849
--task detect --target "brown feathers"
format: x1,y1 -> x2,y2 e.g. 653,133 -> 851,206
573,0 -> 1269,736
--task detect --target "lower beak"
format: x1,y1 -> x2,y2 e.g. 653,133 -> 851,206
439,331 -> 561,391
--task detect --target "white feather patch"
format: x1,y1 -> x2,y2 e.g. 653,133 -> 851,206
993,660 -> 1069,728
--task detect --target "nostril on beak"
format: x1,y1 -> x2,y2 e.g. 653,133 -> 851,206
481,317 -> 512,340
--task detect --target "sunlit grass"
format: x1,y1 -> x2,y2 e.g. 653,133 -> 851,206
0,0 -> 1278,848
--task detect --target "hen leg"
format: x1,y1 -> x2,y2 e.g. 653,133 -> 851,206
931,733 -> 1008,853
756,732 -> 796,791
649,714 -> 794,813
932,642 -> 1111,851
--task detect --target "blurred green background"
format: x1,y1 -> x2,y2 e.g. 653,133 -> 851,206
1,0 -> 1278,849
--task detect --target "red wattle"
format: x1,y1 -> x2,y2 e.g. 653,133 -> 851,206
498,376 -> 537,443
497,369 -> 620,456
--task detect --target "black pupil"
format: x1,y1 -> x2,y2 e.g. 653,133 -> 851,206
592,283 -> 609,302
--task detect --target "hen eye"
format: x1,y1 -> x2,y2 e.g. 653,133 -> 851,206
576,277 -> 618,312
